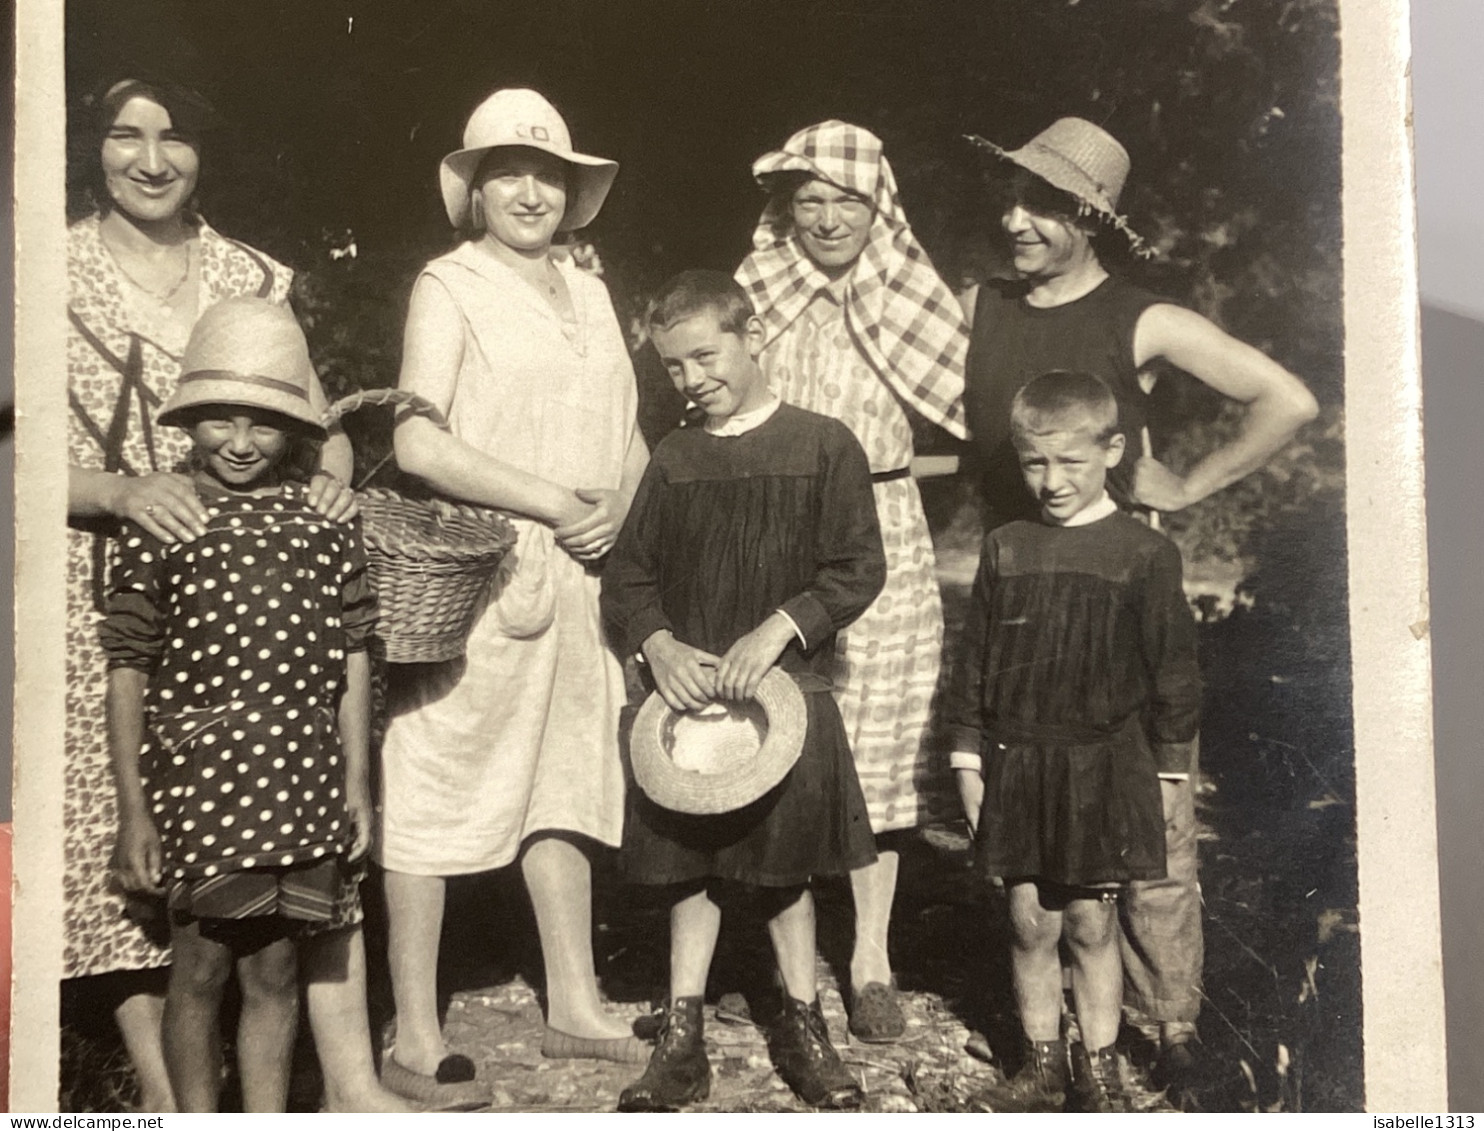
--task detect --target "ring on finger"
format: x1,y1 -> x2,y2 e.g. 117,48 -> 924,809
145,504 -> 155,515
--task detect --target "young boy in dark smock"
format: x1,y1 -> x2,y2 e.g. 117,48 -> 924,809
601,271 -> 886,1111
946,371 -> 1201,1113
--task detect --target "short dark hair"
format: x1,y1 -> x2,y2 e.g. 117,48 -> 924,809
762,169 -> 814,208
71,76 -> 217,220
1010,370 -> 1121,447
646,270 -> 756,336
997,167 -> 1101,234
463,146 -> 572,235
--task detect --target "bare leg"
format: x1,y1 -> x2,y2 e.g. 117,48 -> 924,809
235,935 -> 297,1113
383,870 -> 448,1074
521,836 -> 629,1039
1063,898 -> 1122,1051
1006,882 -> 1065,1042
669,888 -> 723,999
848,849 -> 899,987
162,921 -> 233,1112
766,887 -> 818,1004
114,990 -> 177,1112
302,926 -> 412,1112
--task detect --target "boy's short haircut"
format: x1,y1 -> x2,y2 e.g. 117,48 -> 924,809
646,269 -> 756,336
1010,370 -> 1121,447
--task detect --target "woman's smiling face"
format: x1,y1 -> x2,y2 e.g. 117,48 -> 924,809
790,178 -> 875,278
101,95 -> 200,225
473,147 -> 569,253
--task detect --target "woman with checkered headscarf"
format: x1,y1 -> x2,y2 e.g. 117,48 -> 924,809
736,120 -> 969,1043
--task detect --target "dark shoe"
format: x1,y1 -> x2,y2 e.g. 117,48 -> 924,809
1152,1034 -> 1204,1108
631,1005 -> 664,1042
969,1038 -> 1069,1113
380,1054 -> 490,1111
1070,1042 -> 1131,1113
1153,1036 -> 1199,1088
617,997 -> 711,1112
848,981 -> 906,1043
768,996 -> 863,1109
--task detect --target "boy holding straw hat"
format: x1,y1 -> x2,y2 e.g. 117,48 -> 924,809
602,270 -> 886,1111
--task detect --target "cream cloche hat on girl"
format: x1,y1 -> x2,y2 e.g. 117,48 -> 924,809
439,88 -> 619,232
158,297 -> 328,438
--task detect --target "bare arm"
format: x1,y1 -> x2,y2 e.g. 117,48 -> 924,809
338,649 -> 373,862
318,428 -> 353,483
392,275 -> 590,526
70,467 -> 209,543
957,283 -> 980,329
1130,303 -> 1320,511
107,666 -> 164,895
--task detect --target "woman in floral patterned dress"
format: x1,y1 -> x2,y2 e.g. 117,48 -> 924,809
64,77 -> 352,1107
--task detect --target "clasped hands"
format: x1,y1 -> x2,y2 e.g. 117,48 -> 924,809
642,614 -> 796,713
553,487 -> 630,562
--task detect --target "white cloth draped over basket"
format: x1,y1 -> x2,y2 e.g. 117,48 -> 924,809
377,244 -> 637,875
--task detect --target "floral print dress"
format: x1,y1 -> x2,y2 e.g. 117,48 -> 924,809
64,214 -> 293,978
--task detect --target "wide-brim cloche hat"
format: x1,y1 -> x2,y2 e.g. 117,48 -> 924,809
966,117 -> 1150,254
158,297 -> 328,438
439,88 -> 619,232
629,668 -> 807,816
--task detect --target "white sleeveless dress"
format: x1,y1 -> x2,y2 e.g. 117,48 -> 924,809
377,244 -> 635,874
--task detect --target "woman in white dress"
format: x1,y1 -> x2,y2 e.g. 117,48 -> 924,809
377,88 -> 649,1106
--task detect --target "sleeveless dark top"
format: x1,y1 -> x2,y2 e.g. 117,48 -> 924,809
964,275 -> 1167,527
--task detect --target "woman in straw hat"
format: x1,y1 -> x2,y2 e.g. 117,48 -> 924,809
64,75 -> 355,1108
736,119 -> 969,1044
376,88 -> 650,1103
958,116 -> 1318,1092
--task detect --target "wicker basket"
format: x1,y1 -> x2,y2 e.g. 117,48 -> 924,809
325,389 -> 516,664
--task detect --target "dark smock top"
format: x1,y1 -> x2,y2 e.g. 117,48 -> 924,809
602,404 -> 886,887
100,482 -> 376,889
943,512 -> 1201,886
964,276 -> 1165,527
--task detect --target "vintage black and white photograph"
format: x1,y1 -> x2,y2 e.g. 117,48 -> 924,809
11,0 -> 1441,1114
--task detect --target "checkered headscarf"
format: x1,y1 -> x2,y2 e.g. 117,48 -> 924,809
736,120 -> 968,438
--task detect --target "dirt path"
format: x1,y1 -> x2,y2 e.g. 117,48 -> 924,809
385,827 -> 1177,1114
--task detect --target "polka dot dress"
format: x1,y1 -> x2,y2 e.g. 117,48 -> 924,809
100,482 -> 376,885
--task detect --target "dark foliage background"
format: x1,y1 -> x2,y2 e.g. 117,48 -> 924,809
66,0 -> 1346,573
62,0 -> 1359,1111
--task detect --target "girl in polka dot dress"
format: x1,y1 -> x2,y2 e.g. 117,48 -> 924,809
101,298 -> 407,1112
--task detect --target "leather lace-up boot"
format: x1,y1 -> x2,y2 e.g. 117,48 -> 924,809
969,1037 -> 1070,1113
767,996 -> 863,1109
617,996 -> 711,1111
1070,1041 -> 1132,1113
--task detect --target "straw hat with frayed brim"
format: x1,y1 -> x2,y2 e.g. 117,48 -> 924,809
158,297 -> 328,438
630,668 -> 807,816
440,88 -> 619,232
965,117 -> 1152,256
